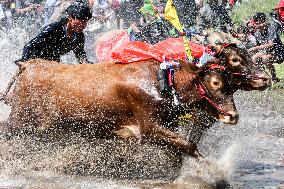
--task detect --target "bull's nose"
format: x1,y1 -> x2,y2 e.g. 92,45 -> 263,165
228,111 -> 239,124
219,111 -> 239,125
257,73 -> 271,84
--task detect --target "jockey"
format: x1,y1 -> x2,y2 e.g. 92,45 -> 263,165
18,2 -> 93,64
171,0 -> 198,30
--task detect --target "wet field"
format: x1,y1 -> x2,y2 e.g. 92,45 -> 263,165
0,28 -> 283,189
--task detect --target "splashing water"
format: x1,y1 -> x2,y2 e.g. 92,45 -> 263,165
0,26 -> 283,189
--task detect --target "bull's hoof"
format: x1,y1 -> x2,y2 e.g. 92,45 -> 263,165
114,126 -> 141,140
114,128 -> 134,139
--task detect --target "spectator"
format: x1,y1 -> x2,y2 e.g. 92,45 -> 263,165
92,0 -> 110,23
272,0 -> 284,32
119,0 -> 144,29
248,12 -> 284,83
172,0 -> 198,30
0,0 -> 14,29
234,18 -> 257,49
196,0 -> 233,34
13,0 -> 44,31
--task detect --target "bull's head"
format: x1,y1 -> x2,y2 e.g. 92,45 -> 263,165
197,63 -> 239,124
176,62 -> 239,125
211,43 -> 271,90
204,31 -> 271,90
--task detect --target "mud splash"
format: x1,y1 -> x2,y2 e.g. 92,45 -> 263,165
0,26 -> 283,188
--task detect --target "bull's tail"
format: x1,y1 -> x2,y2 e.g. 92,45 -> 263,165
0,66 -> 22,103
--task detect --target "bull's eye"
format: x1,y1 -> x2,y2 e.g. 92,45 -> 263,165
213,81 -> 220,86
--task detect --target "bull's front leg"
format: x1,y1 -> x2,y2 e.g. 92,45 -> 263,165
147,124 -> 202,158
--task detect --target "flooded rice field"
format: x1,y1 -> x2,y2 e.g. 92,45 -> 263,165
0,28 -> 283,189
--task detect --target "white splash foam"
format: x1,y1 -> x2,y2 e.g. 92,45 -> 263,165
217,143 -> 241,177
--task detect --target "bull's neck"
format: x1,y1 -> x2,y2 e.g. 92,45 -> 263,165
174,62 -> 202,104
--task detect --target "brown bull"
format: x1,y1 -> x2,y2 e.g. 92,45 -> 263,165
3,59 -> 238,157
190,30 -> 271,90
0,41 -> 271,160
209,43 -> 271,90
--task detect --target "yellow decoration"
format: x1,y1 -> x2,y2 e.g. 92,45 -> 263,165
164,0 -> 183,32
178,114 -> 193,120
164,0 -> 193,61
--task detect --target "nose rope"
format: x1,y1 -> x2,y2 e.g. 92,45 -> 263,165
197,83 -> 233,117
232,72 -> 269,80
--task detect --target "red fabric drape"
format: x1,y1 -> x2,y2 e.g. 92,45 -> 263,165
95,31 -> 205,63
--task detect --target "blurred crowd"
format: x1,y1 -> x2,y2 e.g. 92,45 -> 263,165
0,0 -> 243,32
1,0 -> 284,82
0,0 -> 44,32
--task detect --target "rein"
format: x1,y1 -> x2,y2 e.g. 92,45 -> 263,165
197,82 -> 233,117
231,72 -> 268,80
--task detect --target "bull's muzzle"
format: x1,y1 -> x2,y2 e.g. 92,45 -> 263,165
250,73 -> 271,89
219,110 -> 239,125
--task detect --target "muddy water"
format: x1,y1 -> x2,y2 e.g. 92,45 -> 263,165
0,28 -> 283,189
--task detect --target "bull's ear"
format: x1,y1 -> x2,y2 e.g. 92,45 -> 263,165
209,44 -> 223,53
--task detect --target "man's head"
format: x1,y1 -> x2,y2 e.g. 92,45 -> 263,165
253,12 -> 267,30
66,2 -> 92,32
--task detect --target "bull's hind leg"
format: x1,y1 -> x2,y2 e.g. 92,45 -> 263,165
148,125 -> 201,158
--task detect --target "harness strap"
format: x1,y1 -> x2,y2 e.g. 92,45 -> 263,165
232,72 -> 268,80
207,64 -> 225,71
197,83 -> 233,117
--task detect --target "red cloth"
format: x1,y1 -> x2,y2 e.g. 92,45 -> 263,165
95,30 -> 130,62
95,30 -> 205,63
276,0 -> 284,24
276,0 -> 284,9
229,0 -> 237,6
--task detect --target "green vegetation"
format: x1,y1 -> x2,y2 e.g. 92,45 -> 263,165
274,64 -> 284,89
232,0 -> 279,25
232,0 -> 284,87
